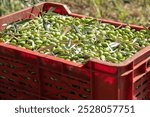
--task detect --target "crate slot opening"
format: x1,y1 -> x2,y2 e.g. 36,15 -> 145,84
0,62 -> 4,66
28,84 -> 33,88
0,90 -> 5,94
84,88 -> 91,93
28,70 -> 36,75
147,60 -> 150,68
12,73 -> 18,77
54,94 -> 59,97
8,78 -> 15,82
23,63 -> 29,67
48,76 -> 58,82
24,76 -> 31,80
9,93 -> 17,98
33,79 -> 39,83
13,88 -> 19,92
0,76 -> 5,79
78,79 -> 88,84
2,70 -> 9,74
142,96 -> 148,100
56,86 -> 63,90
3,86 -> 9,90
134,64 -> 146,77
55,73 -> 61,76
142,80 -> 148,85
19,82 -> 27,86
61,95 -> 68,100
23,92 -> 30,96
143,88 -> 147,93
69,91 -> 76,95
72,84 -> 80,89
135,84 -> 141,90
7,64 -> 16,69
135,92 -> 141,97
66,76 -> 73,80
45,82 -> 53,87
79,94 -> 87,99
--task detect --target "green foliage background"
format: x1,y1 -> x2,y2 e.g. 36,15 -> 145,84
0,0 -> 150,26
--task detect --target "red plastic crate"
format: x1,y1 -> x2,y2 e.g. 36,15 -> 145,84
0,2 -> 150,100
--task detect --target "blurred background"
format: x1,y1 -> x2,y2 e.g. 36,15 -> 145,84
0,0 -> 150,26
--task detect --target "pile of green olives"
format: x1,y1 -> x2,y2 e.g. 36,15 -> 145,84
0,13 -> 150,64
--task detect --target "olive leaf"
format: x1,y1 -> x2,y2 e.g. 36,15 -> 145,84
45,7 -> 57,16
36,45 -> 55,52
15,19 -> 31,25
132,38 -> 138,44
109,42 -> 120,48
60,26 -> 72,39
6,23 -> 18,33
42,18 -> 51,31
71,19 -> 82,34
143,26 -> 150,34
26,40 -> 35,50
